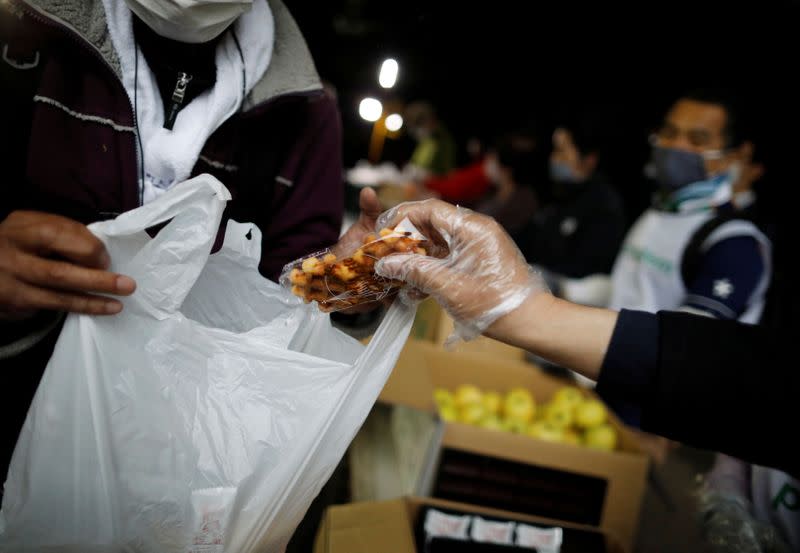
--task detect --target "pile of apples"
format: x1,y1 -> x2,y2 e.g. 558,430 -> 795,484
433,384 -> 618,451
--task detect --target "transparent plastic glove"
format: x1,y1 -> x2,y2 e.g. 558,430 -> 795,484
696,480 -> 792,553
374,199 -> 546,343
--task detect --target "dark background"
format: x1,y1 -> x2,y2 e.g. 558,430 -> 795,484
287,0 -> 799,226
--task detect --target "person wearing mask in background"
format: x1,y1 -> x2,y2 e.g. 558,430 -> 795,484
597,90 -> 771,439
600,90 -> 793,551
0,0 -> 384,525
403,100 -> 457,181
372,198 -> 797,480
516,116 -> 626,308
407,127 -> 541,221
474,129 -> 542,241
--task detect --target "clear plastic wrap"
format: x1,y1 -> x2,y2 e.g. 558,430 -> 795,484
280,218 -> 427,312
374,199 -> 547,342
695,478 -> 792,553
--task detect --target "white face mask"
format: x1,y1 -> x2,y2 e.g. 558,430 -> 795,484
124,0 -> 253,43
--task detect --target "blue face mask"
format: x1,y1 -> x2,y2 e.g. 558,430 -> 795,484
650,145 -> 739,211
651,146 -> 707,191
549,160 -> 577,183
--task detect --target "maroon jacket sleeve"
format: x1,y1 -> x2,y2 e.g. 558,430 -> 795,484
258,92 -> 345,281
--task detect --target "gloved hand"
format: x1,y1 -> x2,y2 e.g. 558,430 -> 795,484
696,481 -> 792,553
374,199 -> 546,342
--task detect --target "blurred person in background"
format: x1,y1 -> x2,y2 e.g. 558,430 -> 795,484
405,127 -> 542,224
516,114 -> 626,308
474,128 -> 543,241
418,154 -> 492,208
598,89 -> 772,426
590,90 -> 783,547
403,100 -> 457,180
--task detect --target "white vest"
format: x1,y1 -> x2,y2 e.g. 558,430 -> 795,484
609,208 -> 771,324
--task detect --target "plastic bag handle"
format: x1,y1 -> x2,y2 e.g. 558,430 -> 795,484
92,176 -> 230,239
89,175 -> 232,318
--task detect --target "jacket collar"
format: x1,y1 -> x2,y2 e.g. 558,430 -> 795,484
20,0 -> 322,109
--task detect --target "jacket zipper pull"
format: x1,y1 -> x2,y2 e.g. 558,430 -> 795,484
164,72 -> 192,130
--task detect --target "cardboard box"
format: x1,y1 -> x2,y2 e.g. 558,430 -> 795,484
378,339 -> 649,552
313,496 -> 625,553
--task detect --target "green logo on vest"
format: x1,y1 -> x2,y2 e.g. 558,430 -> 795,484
622,244 -> 673,274
772,483 -> 800,511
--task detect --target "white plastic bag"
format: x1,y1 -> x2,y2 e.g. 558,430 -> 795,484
0,174 -> 415,553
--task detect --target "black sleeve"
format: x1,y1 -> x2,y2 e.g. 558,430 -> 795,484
599,310 -> 799,477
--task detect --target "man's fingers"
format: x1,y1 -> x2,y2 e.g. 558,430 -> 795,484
14,252 -> 136,295
7,280 -> 124,315
331,188 -> 382,258
358,187 -> 383,225
8,212 -> 111,269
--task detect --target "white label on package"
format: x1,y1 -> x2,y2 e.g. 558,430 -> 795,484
470,515 -> 515,544
423,509 -> 471,540
515,523 -> 563,553
189,487 -> 236,553
392,217 -> 426,241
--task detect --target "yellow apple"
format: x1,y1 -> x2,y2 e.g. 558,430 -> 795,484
477,414 -> 505,432
459,402 -> 487,425
526,421 -> 565,443
574,399 -> 608,429
433,388 -> 455,410
552,386 -> 585,411
543,402 -> 574,429
583,424 -> 617,451
503,387 -> 536,424
482,391 -> 502,415
454,384 -> 483,408
439,404 -> 459,422
501,418 -> 529,434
